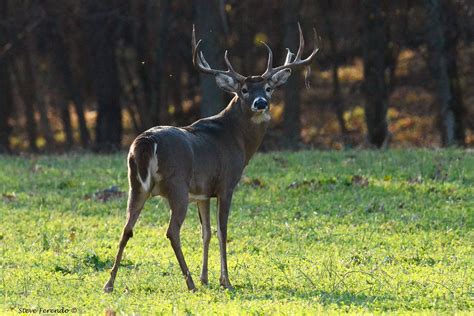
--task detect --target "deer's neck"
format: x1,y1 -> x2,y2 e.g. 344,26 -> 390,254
221,96 -> 269,164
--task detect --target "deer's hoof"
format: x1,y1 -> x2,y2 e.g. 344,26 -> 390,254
185,274 -> 196,292
219,277 -> 234,291
103,281 -> 114,293
187,281 -> 197,292
223,284 -> 234,291
200,276 -> 209,285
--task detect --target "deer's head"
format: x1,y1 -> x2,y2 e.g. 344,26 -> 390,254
192,24 -> 319,117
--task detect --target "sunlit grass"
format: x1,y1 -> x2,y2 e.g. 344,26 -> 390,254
0,150 -> 473,314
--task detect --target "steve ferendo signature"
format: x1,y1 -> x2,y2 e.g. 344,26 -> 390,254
17,307 -> 77,314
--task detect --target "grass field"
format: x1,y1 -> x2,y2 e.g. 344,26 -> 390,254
0,150 -> 473,314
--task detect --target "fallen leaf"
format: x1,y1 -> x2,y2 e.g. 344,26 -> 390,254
408,175 -> 423,184
241,176 -> 266,188
2,193 -> 17,202
105,308 -> 116,316
287,179 -> 317,189
86,186 -> 125,202
352,175 -> 369,187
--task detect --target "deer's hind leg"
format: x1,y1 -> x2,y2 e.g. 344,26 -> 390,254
104,188 -> 147,293
166,186 -> 196,291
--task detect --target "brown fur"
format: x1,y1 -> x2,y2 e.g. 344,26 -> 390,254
103,95 -> 270,293
103,26 -> 314,291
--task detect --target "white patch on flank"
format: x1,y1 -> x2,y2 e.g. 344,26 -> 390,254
188,194 -> 208,201
138,143 -> 159,192
251,111 -> 271,124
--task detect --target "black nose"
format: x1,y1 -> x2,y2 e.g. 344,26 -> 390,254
255,99 -> 268,110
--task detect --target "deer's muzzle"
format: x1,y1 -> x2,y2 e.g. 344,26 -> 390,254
251,97 -> 268,111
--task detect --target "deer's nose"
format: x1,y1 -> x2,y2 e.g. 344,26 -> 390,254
252,97 -> 268,111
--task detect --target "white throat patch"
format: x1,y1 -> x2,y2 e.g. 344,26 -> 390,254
251,111 -> 271,124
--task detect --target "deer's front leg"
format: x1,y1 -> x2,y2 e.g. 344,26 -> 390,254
197,199 -> 211,285
217,191 -> 234,290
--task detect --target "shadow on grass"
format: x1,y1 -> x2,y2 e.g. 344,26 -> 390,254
236,284 -> 394,308
53,253 -> 135,275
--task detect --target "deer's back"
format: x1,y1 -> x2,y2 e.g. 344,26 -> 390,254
131,123 -> 244,197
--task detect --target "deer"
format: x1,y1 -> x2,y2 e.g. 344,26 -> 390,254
103,23 -> 319,293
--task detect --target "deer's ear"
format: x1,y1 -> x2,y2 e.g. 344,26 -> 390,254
215,73 -> 239,93
269,68 -> 292,88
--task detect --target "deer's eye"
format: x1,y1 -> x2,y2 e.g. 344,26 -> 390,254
241,88 -> 248,94
265,87 -> 272,93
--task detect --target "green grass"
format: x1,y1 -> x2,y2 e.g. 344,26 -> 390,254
0,150 -> 473,314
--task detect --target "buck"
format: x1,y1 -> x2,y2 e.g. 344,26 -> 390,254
104,24 -> 319,292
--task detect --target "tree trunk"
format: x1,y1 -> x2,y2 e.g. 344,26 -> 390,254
58,98 -> 74,148
282,0 -> 302,148
384,2 -> 399,94
135,0 -> 154,129
424,0 -> 465,146
0,1 -> 13,153
153,0 -> 171,124
42,0 -> 91,148
86,0 -> 122,151
0,60 -> 13,153
321,0 -> 349,145
54,28 -> 91,148
117,48 -> 144,133
36,95 -> 55,150
170,57 -> 185,125
194,0 -> 225,117
362,0 -> 389,148
14,48 -> 39,152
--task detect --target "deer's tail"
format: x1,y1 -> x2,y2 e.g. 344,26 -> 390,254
129,136 -> 158,192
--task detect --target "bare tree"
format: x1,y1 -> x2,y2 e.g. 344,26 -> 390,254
0,1 -> 13,153
35,89 -> 55,150
362,0 -> 389,148
43,1 -> 91,148
14,44 -> 40,152
282,0 -> 303,148
85,0 -> 122,151
135,0 -> 154,129
194,0 -> 225,117
424,0 -> 465,146
0,61 -> 13,152
320,0 -> 349,145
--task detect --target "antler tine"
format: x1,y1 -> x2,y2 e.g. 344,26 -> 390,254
294,26 -> 319,63
199,51 -> 211,68
260,42 -> 273,77
295,22 -> 305,60
284,48 -> 294,64
192,25 -> 197,52
192,25 -> 206,67
192,39 -> 214,74
192,25 -> 245,80
224,51 -> 246,81
262,23 -> 319,78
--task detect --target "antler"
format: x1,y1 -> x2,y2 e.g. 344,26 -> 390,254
261,23 -> 319,78
192,25 -> 245,81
